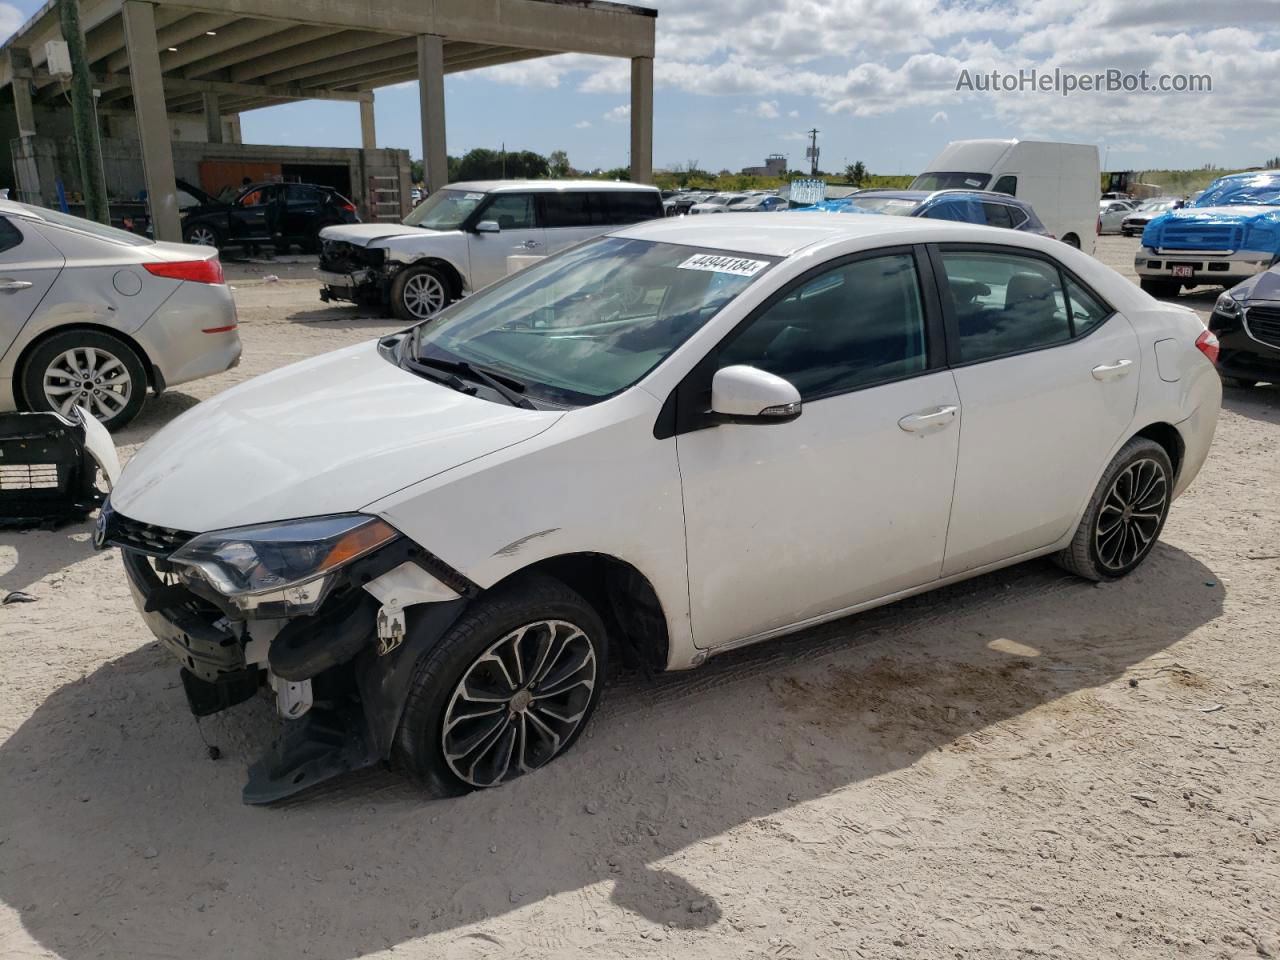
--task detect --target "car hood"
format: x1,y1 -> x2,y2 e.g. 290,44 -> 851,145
110,340 -> 562,532
319,222 -> 425,246
1233,266 -> 1280,302
1155,204 -> 1280,226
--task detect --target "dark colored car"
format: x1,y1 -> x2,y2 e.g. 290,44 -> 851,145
1208,265 -> 1280,387
799,189 -> 1053,237
181,181 -> 359,251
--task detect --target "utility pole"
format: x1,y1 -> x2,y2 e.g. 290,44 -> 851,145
806,128 -> 820,177
59,0 -> 109,224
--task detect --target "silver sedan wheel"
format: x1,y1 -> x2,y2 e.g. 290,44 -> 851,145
42,346 -> 133,423
401,271 -> 447,319
1095,457 -> 1168,571
441,619 -> 598,788
187,225 -> 218,246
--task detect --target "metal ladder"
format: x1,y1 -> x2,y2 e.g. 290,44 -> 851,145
367,175 -> 402,221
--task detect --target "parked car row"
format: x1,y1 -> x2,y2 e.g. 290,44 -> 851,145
797,188 -> 1053,238
180,180 -> 360,252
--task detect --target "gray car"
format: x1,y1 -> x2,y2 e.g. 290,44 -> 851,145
0,200 -> 240,430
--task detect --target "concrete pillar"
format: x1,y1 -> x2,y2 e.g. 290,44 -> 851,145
360,96 -> 376,150
629,56 -> 653,184
228,114 -> 242,144
122,0 -> 181,242
202,91 -> 222,143
416,34 -> 447,195
8,49 -> 37,137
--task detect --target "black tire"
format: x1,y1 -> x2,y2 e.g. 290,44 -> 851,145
1121,229 -> 1132,237
389,264 -> 452,324
1055,437 -> 1173,582
183,221 -> 222,248
1061,233 -> 1081,249
1222,376 -> 1258,388
394,575 -> 608,796
20,329 -> 148,431
1139,277 -> 1180,298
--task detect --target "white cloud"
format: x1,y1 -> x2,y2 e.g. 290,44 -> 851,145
602,103 -> 631,123
1,2 -> 25,37
574,120 -> 592,129
755,100 -> 780,119
788,109 -> 800,118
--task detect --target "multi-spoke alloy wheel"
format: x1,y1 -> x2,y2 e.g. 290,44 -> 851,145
1094,457 -> 1168,571
402,272 -> 446,319
43,346 -> 133,422
186,225 -> 219,246
441,620 -> 598,788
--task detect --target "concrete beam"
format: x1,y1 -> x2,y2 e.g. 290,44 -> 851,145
257,37 -> 416,86
629,55 -> 652,184
418,34 -> 447,195
297,52 -> 417,90
159,19 -> 295,73
105,13 -> 234,72
7,48 -> 37,137
335,48 -> 551,92
202,90 -> 222,142
32,65 -> 373,104
148,0 -> 656,59
122,0 -> 181,243
360,95 -> 376,149
198,25 -> 339,80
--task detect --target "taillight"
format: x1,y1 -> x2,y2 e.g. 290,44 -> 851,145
341,202 -> 357,213
1195,329 -> 1220,365
143,259 -> 225,284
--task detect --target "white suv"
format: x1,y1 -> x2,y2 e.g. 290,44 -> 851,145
318,180 -> 663,322
105,213 -> 1220,803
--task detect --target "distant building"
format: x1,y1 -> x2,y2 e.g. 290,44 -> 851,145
741,153 -> 787,177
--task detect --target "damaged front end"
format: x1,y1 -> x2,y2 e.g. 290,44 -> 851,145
317,240 -> 388,307
100,503 -> 477,804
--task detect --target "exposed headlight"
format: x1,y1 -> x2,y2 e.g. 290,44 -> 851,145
169,514 -> 399,617
1214,291 -> 1242,318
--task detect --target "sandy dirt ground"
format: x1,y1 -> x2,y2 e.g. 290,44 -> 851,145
1,237 -> 1278,960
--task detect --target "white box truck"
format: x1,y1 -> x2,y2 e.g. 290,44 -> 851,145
911,139 -> 1100,254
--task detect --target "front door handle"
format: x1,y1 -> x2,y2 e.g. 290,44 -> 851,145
898,405 -> 958,433
0,279 -> 33,292
519,240 -> 542,250
1092,359 -> 1133,381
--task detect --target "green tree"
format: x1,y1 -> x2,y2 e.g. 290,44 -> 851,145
410,158 -> 424,183
548,150 -> 572,177
844,161 -> 869,185
602,166 -> 631,181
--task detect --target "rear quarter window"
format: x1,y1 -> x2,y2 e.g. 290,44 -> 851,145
0,217 -> 22,254
596,191 -> 662,225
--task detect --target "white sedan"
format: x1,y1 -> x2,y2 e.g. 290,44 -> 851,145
103,213 -> 1221,802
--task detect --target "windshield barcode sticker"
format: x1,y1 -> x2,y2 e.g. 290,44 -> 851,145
678,254 -> 769,277
464,192 -> 484,200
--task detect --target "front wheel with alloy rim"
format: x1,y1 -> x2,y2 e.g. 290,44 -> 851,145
394,576 -> 608,795
1055,436 -> 1173,581
20,330 -> 148,431
390,264 -> 452,324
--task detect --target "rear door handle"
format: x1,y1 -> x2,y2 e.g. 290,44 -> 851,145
519,240 -> 542,250
898,405 -> 958,433
0,279 -> 33,292
1092,359 -> 1133,381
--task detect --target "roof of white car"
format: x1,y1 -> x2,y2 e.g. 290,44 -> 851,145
0,198 -> 44,219
612,211 -> 1007,257
449,179 -> 658,193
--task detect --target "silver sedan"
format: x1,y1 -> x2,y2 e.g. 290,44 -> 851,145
0,200 -> 240,430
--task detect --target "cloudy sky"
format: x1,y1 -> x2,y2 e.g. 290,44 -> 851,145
4,0 -> 1279,175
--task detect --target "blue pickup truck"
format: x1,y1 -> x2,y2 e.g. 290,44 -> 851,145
1135,171 -> 1280,297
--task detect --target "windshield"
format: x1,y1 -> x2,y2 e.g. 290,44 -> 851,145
1138,201 -> 1174,212
1194,174 -> 1280,208
19,203 -> 153,246
412,237 -> 776,405
846,195 -> 922,216
909,171 -> 991,191
703,195 -> 732,205
404,188 -> 487,230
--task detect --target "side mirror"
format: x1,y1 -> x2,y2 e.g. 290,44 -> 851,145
475,220 -> 501,233
710,365 -> 801,423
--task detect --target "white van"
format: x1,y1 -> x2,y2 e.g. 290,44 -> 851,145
911,140 -> 1099,254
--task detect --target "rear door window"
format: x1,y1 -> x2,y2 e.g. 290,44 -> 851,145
542,192 -> 594,228
981,202 -> 1014,229
595,191 -> 662,225
0,217 -> 22,254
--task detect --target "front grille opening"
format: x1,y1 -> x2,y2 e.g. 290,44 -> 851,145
0,464 -> 61,490
106,507 -> 196,556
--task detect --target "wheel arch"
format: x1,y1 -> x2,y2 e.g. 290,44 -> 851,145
1131,420 -> 1185,482
486,551 -> 671,673
11,323 -> 157,409
407,256 -> 464,300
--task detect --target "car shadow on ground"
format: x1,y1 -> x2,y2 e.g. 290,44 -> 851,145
0,526 -> 95,598
287,304 -> 401,330
1221,382 -> 1280,426
0,543 -> 1223,958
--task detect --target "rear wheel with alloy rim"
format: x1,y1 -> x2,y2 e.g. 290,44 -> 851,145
20,330 -> 147,431
390,264 -> 451,324
394,576 -> 607,795
1055,437 -> 1173,581
183,223 -> 221,247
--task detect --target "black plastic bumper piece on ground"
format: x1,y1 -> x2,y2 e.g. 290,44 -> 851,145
0,411 -> 105,530
242,706 -> 375,805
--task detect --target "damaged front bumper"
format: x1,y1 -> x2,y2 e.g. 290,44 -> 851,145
1,409 -> 119,530
317,242 -> 388,306
104,505 -> 477,804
